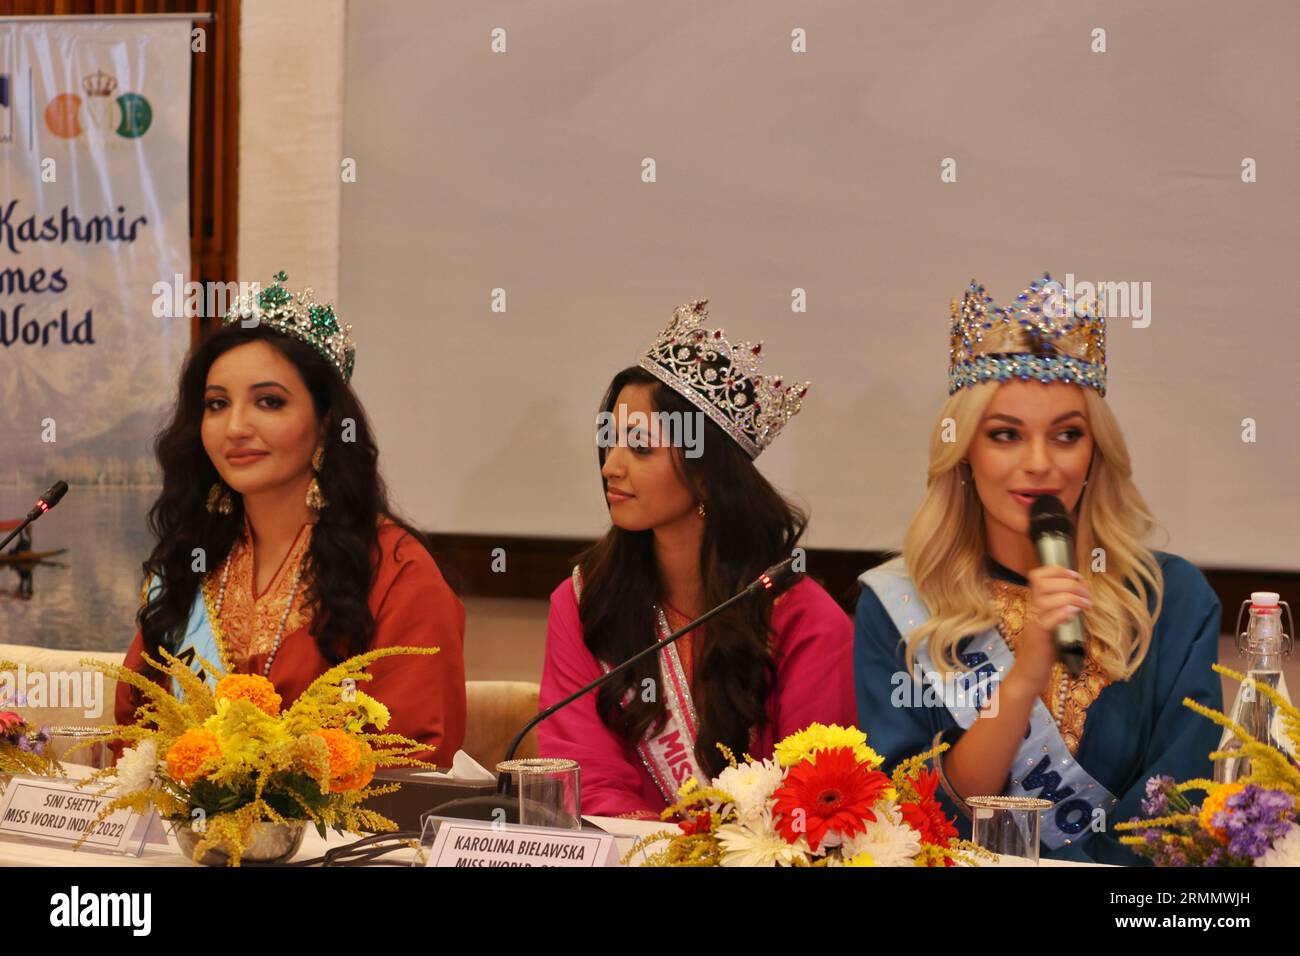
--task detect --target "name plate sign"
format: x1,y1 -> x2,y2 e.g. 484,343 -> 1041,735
0,774 -> 155,857
424,819 -> 619,868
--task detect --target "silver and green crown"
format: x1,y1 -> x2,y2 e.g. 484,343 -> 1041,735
639,300 -> 809,458
223,271 -> 356,382
949,272 -> 1107,397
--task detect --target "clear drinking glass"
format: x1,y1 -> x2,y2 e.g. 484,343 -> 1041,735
967,795 -> 1051,864
497,757 -> 581,830
47,725 -> 110,772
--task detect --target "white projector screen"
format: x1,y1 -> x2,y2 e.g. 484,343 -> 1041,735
339,0 -> 1300,570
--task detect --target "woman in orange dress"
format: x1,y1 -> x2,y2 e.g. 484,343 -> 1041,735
115,272 -> 465,766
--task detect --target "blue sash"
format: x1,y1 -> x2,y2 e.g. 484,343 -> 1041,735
860,558 -> 1116,851
141,574 -> 225,697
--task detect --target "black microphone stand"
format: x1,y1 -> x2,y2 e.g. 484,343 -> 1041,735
0,482 -> 69,551
427,558 -> 800,826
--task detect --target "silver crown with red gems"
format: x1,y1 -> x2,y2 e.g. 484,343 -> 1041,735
638,300 -> 809,458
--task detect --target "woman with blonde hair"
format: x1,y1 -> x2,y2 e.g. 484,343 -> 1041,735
855,274 -> 1222,864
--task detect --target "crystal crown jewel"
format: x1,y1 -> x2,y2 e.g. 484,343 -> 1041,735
949,272 -> 1107,396
223,271 -> 356,383
639,299 -> 808,458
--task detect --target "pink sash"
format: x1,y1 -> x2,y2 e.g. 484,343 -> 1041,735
572,567 -> 703,805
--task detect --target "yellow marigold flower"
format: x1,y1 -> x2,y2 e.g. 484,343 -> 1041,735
309,728 -> 362,779
844,851 -> 876,867
214,674 -> 282,716
774,723 -> 881,768
165,728 -> 222,786
1199,782 -> 1246,843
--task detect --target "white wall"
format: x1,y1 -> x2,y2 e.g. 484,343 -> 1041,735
326,0 -> 1298,569
238,0 -> 346,299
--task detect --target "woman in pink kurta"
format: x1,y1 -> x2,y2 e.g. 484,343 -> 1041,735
540,568 -> 854,818
537,302 -> 855,819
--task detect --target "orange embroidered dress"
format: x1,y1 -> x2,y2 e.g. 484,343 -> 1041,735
115,518 -> 466,767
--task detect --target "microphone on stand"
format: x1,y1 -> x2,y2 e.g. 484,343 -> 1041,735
428,556 -> 803,827
1028,494 -> 1086,677
0,481 -> 69,551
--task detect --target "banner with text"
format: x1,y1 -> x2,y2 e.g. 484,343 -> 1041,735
0,19 -> 191,488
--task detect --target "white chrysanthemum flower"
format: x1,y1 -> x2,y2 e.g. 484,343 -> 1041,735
110,738 -> 159,796
1256,823 -> 1300,866
714,758 -> 785,823
841,810 -> 922,867
717,808 -> 809,867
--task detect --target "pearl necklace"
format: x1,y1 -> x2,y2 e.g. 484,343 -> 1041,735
213,549 -> 306,677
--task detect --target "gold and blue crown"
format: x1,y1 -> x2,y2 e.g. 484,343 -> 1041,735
949,272 -> 1107,397
223,271 -> 356,382
639,300 -> 808,458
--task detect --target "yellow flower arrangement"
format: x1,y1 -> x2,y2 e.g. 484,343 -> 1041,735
75,645 -> 441,866
1115,664 -> 1300,865
625,725 -> 990,868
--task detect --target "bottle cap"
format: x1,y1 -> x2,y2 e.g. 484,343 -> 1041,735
1250,591 -> 1280,607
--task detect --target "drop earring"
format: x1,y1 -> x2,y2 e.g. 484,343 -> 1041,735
696,501 -> 707,519
306,445 -> 327,511
206,482 -> 234,515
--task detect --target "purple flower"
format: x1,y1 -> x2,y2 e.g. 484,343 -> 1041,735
12,728 -> 49,756
1142,776 -> 1175,816
1216,786 -> 1296,860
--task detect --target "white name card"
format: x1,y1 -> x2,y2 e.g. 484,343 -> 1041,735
425,819 -> 619,868
0,774 -> 155,856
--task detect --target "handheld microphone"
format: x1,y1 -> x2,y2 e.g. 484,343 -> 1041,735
428,556 -> 803,825
0,481 -> 69,551
1028,494 -> 1086,677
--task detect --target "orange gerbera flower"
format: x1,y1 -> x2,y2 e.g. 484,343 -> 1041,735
772,746 -> 889,851
308,728 -> 362,780
214,674 -> 282,716
165,728 -> 222,786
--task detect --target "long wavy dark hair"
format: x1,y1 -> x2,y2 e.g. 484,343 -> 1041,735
137,322 -> 431,669
578,366 -> 808,778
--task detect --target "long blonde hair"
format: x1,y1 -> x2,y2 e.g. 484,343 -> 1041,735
900,381 -> 1163,680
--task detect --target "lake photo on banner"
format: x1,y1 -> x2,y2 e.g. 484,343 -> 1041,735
0,486 -> 157,653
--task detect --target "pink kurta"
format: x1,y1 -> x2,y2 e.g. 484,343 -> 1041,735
538,575 -> 856,818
